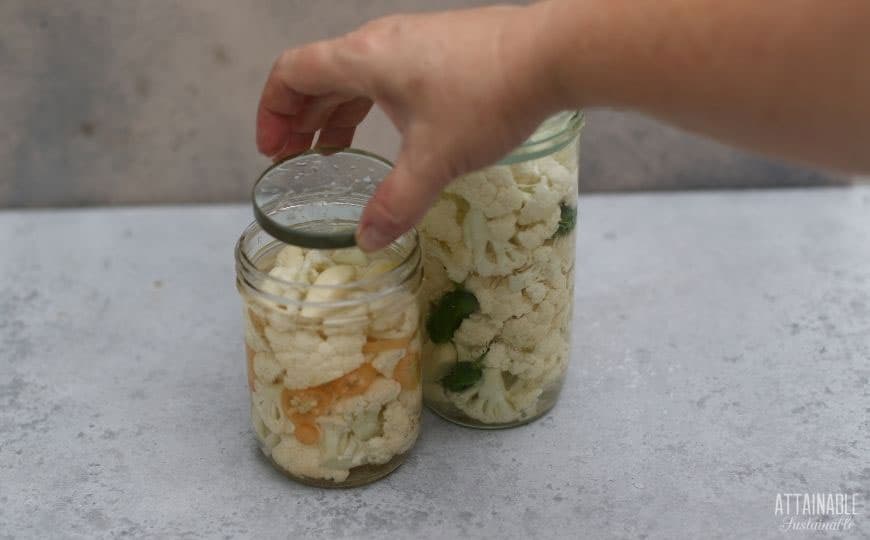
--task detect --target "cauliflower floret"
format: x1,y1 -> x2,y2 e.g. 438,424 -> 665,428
516,180 -> 562,226
251,406 -> 281,451
398,384 -> 423,414
273,332 -> 367,389
480,341 -> 512,372
365,401 -> 419,464
532,246 -> 569,288
445,168 -> 525,218
420,197 -> 464,245
422,236 -> 472,283
465,274 -> 533,323
271,435 -> 350,482
500,287 -> 568,351
318,420 -> 365,470
369,302 -> 419,339
371,349 -> 405,378
448,367 -> 520,424
504,378 -> 545,416
420,254 -> 453,304
487,213 -> 518,242
252,350 -> 283,384
510,161 -> 542,187
463,208 -> 528,277
504,329 -> 570,388
331,377 -> 402,417
317,377 -> 408,470
536,155 -> 577,200
515,208 -> 560,250
251,383 -> 292,435
453,313 -> 502,356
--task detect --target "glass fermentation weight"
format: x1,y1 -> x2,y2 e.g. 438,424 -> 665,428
252,149 -> 393,249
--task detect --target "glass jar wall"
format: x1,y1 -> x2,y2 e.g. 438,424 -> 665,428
235,220 -> 423,487
419,111 -> 583,428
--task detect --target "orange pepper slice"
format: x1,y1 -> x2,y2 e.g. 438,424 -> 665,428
280,362 -> 382,445
362,336 -> 413,355
293,422 -> 320,445
392,352 -> 419,390
329,363 -> 379,398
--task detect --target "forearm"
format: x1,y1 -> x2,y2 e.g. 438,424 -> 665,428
531,0 -> 870,172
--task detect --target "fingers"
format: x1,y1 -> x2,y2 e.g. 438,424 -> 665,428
355,146 -> 452,252
256,41 -> 371,158
316,97 -> 374,149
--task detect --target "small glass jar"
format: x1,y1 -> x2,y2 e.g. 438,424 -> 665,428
235,160 -> 423,487
419,111 -> 583,428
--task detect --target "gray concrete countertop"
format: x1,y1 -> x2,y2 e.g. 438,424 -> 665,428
1,188 -> 868,539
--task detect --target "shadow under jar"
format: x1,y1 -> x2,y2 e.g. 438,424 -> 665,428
419,111 -> 583,429
235,222 -> 423,487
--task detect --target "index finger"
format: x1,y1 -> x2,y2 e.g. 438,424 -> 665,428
256,41 -> 368,157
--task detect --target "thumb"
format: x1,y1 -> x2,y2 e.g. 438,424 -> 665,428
355,149 -> 452,252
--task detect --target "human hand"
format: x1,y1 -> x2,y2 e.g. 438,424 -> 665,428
256,4 -> 562,251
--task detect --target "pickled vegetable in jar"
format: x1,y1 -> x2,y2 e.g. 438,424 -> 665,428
419,111 -> 583,428
236,150 -> 423,486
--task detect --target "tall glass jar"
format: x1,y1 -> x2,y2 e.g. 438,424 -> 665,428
235,210 -> 423,486
419,111 -> 583,428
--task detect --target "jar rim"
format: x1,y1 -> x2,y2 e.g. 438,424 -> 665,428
500,110 -> 584,165
251,148 -> 395,249
235,220 -> 421,312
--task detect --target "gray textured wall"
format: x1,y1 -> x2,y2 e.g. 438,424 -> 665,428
0,1 -> 847,208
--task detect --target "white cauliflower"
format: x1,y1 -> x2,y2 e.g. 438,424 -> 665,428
514,208 -> 561,250
420,197 -> 465,245
318,377 -> 402,469
369,302 -> 419,340
445,168 -> 525,218
516,181 -> 562,226
251,383 -> 292,435
330,377 -> 401,417
463,208 -> 528,277
448,367 -> 522,424
453,313 -> 502,358
500,286 -> 569,351
272,330 -> 367,389
251,406 -> 281,451
532,246 -> 569,289
504,329 -> 570,388
420,254 -> 453,305
371,349 -> 405,378
364,401 -> 419,464
252,350 -> 283,384
422,236 -> 473,283
271,435 -> 350,482
535,155 -> 577,201
465,274 -> 533,323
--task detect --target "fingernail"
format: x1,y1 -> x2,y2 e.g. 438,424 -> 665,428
356,223 -> 392,252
